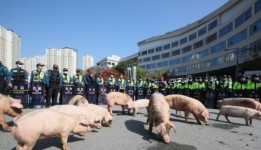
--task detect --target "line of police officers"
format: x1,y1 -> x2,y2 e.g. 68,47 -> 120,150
1,60 -> 260,108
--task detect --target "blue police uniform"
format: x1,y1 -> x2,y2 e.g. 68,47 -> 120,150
46,68 -> 62,106
0,64 -> 11,94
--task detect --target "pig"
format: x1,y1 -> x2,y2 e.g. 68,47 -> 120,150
50,105 -> 102,129
216,98 -> 261,111
165,94 -> 209,124
147,93 -> 176,143
129,99 -> 149,116
105,92 -> 133,116
11,109 -> 91,150
0,94 -> 23,132
68,95 -> 89,106
216,105 -> 261,126
83,104 -> 113,127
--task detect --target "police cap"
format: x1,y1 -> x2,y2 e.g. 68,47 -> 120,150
36,63 -> 45,67
15,61 -> 23,65
251,74 -> 259,78
63,68 -> 68,71
76,69 -> 80,72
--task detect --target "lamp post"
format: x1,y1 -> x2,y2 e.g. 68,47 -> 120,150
225,47 -> 239,79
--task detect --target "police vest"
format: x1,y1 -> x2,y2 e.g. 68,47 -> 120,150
32,70 -> 45,82
97,77 -> 104,85
127,80 -> 134,86
74,75 -> 83,84
137,81 -> 144,87
12,68 -> 25,81
117,78 -> 125,88
49,70 -> 60,84
108,77 -> 115,85
62,74 -> 71,84
145,82 -> 151,88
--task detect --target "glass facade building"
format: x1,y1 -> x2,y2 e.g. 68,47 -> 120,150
138,0 -> 261,77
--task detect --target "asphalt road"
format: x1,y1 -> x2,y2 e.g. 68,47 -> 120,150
1,105 -> 261,150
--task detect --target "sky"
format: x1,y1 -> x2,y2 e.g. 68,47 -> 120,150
0,0 -> 228,68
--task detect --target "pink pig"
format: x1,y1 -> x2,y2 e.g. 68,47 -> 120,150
216,105 -> 261,126
83,104 -> 113,127
105,92 -> 133,115
11,109 -> 91,150
0,94 -> 23,132
147,93 -> 176,143
130,99 -> 149,116
50,105 -> 102,129
68,95 -> 89,106
217,98 -> 261,111
165,94 -> 209,124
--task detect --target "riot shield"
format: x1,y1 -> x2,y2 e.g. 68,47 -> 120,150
144,87 -> 152,99
98,85 -> 107,104
204,89 -> 216,109
29,82 -> 45,108
183,89 -> 191,97
232,90 -> 246,98
136,87 -> 144,100
86,84 -> 97,104
216,90 -> 227,101
126,86 -> 135,100
193,89 -> 203,102
11,82 -> 29,108
60,85 -> 74,104
247,90 -> 260,101
108,86 -> 117,93
73,85 -> 85,96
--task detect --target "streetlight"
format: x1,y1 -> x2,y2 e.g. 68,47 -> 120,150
225,47 -> 239,79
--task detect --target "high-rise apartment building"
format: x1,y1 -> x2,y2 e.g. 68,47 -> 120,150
46,47 -> 77,76
0,26 -> 21,69
83,54 -> 94,70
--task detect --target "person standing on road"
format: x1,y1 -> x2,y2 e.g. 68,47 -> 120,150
73,69 -> 84,86
10,61 -> 28,83
0,61 -> 12,94
46,64 -> 62,107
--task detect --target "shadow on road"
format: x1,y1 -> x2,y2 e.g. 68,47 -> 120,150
125,119 -> 160,143
11,135 -> 84,150
147,141 -> 197,150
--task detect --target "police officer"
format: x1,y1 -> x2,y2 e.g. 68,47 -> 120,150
46,64 -> 62,107
0,61 -> 12,94
96,72 -> 104,86
184,76 -> 193,97
73,69 -> 84,86
247,74 -> 261,100
62,68 -> 72,85
151,79 -> 158,94
30,63 -> 46,108
116,73 -> 125,93
144,78 -> 152,98
83,69 -> 95,86
107,73 -> 116,92
233,75 -> 247,97
10,61 -> 28,83
126,75 -> 135,87
158,76 -> 167,95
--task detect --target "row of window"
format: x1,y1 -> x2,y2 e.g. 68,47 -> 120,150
139,4 -> 259,57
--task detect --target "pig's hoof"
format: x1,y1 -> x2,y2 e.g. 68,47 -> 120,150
205,124 -> 209,126
4,128 -> 11,132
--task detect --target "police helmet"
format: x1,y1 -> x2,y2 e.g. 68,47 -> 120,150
76,69 -> 81,72
15,61 -> 23,65
36,63 -> 45,67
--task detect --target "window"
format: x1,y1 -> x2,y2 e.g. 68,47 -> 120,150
148,49 -> 154,54
180,37 -> 187,45
235,7 -> 252,28
250,39 -> 261,52
161,52 -> 170,58
171,41 -> 179,47
189,32 -> 197,41
193,40 -> 204,49
107,62 -> 111,65
177,66 -> 187,73
155,46 -> 162,52
157,61 -> 168,68
225,52 -> 235,62
146,63 -> 156,69
152,55 -> 160,60
250,18 -> 261,36
210,41 -> 226,54
143,57 -> 150,62
205,61 -> 210,68
198,26 -> 207,36
209,57 -> 223,67
228,29 -> 247,47
219,22 -> 233,37
208,19 -> 218,31
138,59 -> 142,63
172,49 -> 180,56
169,58 -> 180,65
112,63 -> 115,66
163,44 -> 171,50
205,32 -> 217,44
141,50 -> 147,56
199,49 -> 209,58
138,52 -> 141,56
255,0 -> 261,14
182,55 -> 192,63
182,45 -> 192,53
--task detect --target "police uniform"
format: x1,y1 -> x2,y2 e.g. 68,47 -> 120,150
73,69 -> 84,86
116,73 -> 125,92
62,68 -> 72,85
46,64 -> 62,107
10,61 -> 28,83
0,61 -> 11,94
233,75 -> 247,97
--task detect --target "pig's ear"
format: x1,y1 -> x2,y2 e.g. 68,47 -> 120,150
11,101 -> 23,109
156,123 -> 164,134
167,122 -> 176,133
